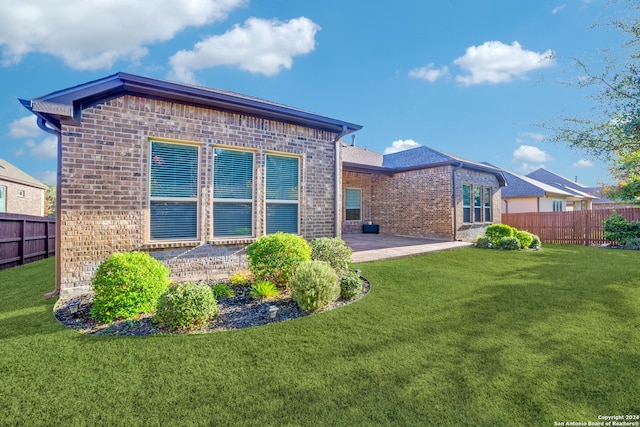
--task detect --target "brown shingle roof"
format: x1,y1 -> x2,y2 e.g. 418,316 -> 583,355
0,159 -> 48,190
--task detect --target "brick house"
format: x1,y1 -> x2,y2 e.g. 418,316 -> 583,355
0,158 -> 48,216
21,72 -> 361,298
341,145 -> 506,241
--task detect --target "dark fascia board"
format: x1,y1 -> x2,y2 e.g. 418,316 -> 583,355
345,159 -> 507,186
21,72 -> 363,135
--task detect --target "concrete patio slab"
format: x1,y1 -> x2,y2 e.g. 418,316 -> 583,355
343,234 -> 472,263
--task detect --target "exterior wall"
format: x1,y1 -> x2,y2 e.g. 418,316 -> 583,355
0,179 -> 45,216
58,95 -> 339,298
371,166 -> 455,240
503,197 -> 539,213
454,168 -> 502,242
341,171 -> 373,234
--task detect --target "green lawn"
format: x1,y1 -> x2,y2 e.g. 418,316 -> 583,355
1,245 -> 639,426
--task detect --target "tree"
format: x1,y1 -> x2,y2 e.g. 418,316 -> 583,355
545,0 -> 640,203
44,184 -> 56,217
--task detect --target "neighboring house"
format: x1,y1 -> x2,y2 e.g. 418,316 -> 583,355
342,145 -> 507,241
498,167 -> 582,213
526,168 -> 596,211
0,159 -> 47,216
21,72 -> 361,298
584,186 -> 637,210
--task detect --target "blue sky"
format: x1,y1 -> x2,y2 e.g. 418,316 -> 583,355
0,0 -> 630,186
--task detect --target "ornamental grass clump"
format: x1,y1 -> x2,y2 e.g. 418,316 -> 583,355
290,260 -> 339,312
247,232 -> 311,286
154,282 -> 218,332
91,251 -> 170,323
310,237 -> 352,276
250,280 -> 280,300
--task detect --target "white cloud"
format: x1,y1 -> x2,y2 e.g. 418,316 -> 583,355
552,4 -> 567,14
383,139 -> 421,154
168,17 -> 320,82
408,64 -> 449,82
36,170 -> 57,185
23,137 -> 58,159
518,163 -> 544,174
454,41 -> 555,86
573,159 -> 594,168
513,145 -> 553,163
8,116 -> 40,138
516,132 -> 546,144
0,0 -> 246,70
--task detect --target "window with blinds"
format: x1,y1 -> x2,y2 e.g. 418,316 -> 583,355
213,148 -> 254,237
345,188 -> 361,221
149,141 -> 199,240
265,154 -> 299,234
462,184 -> 471,223
484,187 -> 492,222
474,186 -> 482,222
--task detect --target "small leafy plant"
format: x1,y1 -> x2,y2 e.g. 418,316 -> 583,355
340,270 -> 363,300
228,271 -> 253,286
496,236 -> 521,251
212,283 -> 234,299
250,280 -> 280,300
247,232 -> 312,286
154,282 -> 218,331
475,235 -> 493,249
311,237 -> 352,276
91,251 -> 170,323
290,260 -> 339,312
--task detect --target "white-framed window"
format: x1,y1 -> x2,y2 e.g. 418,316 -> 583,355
17,190 -> 25,197
552,200 -> 563,212
484,187 -> 492,222
265,153 -> 300,234
149,140 -> 199,240
474,186 -> 482,222
0,186 -> 5,213
345,188 -> 362,221
462,184 -> 471,223
213,147 -> 254,237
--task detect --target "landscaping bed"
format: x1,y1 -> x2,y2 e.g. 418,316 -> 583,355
54,279 -> 370,336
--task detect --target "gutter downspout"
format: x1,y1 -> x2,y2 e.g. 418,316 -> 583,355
37,117 -> 62,299
451,162 -> 464,241
334,125 -> 349,238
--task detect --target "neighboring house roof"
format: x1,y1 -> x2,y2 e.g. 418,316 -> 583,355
343,145 -> 507,186
20,72 -> 362,136
341,145 -> 384,166
497,168 -> 575,198
0,159 -> 48,190
526,168 -> 597,199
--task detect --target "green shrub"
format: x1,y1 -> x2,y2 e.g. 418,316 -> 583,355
154,282 -> 218,331
485,224 -> 516,244
228,271 -> 253,286
340,270 -> 363,300
514,230 -> 534,250
496,236 -> 521,250
475,236 -> 493,249
621,237 -> 640,250
290,260 -> 339,312
91,251 -> 170,323
212,283 -> 234,299
311,237 -> 352,275
247,232 -> 312,286
603,211 -> 640,244
530,234 -> 542,249
250,280 -> 280,300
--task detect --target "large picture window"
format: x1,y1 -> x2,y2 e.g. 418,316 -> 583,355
345,188 -> 362,221
463,184 -> 493,224
265,154 -> 299,234
213,148 -> 254,237
149,141 -> 199,240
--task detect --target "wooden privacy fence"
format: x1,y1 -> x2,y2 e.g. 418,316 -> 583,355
502,207 -> 640,246
0,213 -> 55,270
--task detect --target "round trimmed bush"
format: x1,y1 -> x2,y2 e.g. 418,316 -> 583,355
485,224 -> 516,244
475,235 -> 493,249
91,251 -> 170,323
154,282 -> 218,331
496,236 -> 521,250
530,234 -> 542,249
311,237 -> 352,275
290,260 -> 339,312
514,230 -> 534,249
247,232 -> 312,286
340,270 -> 363,300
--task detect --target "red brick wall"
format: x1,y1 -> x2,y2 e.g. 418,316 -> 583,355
57,95 -> 339,297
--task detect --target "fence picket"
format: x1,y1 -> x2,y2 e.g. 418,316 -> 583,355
0,213 -> 56,270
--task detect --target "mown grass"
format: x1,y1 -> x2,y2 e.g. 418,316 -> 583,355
0,245 -> 638,426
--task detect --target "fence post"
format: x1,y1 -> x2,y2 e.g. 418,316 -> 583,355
19,220 -> 26,266
585,211 -> 590,246
44,220 -> 50,259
